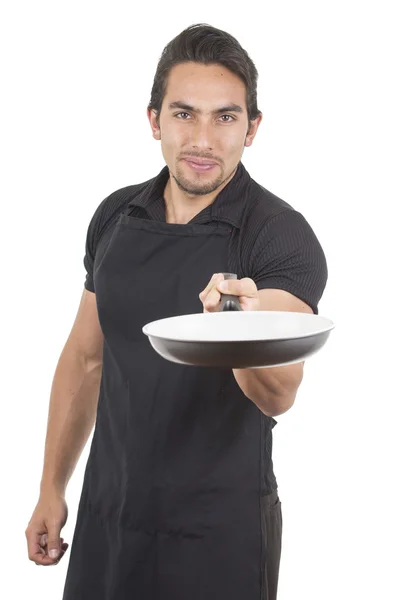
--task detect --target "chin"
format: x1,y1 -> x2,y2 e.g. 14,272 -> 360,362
172,165 -> 224,196
175,175 -> 224,196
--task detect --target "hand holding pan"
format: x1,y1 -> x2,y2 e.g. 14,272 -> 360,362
142,273 -> 334,368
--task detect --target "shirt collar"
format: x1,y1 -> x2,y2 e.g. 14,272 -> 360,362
126,161 -> 251,228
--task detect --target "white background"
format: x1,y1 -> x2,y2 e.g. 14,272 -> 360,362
1,1 -> 396,598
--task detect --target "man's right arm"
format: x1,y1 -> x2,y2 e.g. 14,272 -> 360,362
26,288 -> 104,566
40,287 -> 104,495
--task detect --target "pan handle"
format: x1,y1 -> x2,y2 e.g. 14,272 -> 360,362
218,273 -> 242,312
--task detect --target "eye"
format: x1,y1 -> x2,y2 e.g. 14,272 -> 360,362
175,112 -> 191,119
219,115 -> 235,123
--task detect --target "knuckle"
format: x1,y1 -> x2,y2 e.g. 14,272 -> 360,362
205,303 -> 217,312
244,277 -> 257,290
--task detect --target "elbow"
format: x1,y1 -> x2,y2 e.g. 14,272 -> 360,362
265,393 -> 296,416
238,378 -> 297,416
234,367 -> 300,417
256,390 -> 297,417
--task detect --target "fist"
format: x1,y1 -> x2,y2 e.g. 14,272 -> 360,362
199,273 -> 260,313
25,494 -> 69,566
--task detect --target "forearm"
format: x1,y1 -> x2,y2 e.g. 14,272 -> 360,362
40,344 -> 102,496
233,361 -> 304,416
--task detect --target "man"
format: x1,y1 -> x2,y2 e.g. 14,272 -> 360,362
25,23 -> 327,600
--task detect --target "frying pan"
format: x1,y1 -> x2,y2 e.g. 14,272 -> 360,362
142,273 -> 334,369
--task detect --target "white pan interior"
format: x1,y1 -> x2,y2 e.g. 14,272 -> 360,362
143,311 -> 335,343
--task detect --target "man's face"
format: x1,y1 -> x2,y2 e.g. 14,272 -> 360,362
148,62 -> 261,196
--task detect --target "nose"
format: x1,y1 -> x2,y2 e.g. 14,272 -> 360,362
190,120 -> 214,151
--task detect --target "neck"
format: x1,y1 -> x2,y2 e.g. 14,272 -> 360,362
163,167 -> 237,225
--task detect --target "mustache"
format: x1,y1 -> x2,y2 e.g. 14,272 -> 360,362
179,153 -> 222,165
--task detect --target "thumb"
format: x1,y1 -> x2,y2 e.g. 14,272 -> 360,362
47,522 -> 61,559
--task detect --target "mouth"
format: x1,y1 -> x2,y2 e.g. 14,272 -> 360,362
182,158 -> 219,173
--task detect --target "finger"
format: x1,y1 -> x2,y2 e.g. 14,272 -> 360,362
202,278 -> 224,312
51,544 -> 68,563
27,528 -> 47,562
199,273 -> 224,301
33,544 -> 69,566
217,277 -> 258,298
47,544 -> 69,564
46,519 -> 62,560
32,550 -> 61,565
41,535 -> 68,553
42,533 -> 64,546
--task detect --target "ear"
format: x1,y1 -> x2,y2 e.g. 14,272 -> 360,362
147,108 -> 161,140
245,113 -> 262,148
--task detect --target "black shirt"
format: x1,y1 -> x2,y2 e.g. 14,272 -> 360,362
84,162 -> 328,314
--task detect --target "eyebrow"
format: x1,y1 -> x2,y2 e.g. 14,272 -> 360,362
168,101 -> 244,115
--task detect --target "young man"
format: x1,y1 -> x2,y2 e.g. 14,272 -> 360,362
26,24 -> 327,600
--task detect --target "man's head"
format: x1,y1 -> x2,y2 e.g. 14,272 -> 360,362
147,24 -> 262,197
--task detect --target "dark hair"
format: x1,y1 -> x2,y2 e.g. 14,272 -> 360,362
148,24 -> 261,123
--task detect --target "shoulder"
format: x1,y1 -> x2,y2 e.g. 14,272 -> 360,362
89,177 -> 153,233
85,176 -> 154,251
240,177 -> 322,256
243,178 -> 296,231
238,177 -> 328,313
243,177 -> 326,262
83,176 -> 155,291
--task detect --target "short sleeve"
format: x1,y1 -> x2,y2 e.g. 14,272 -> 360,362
249,209 -> 328,314
82,184 -> 144,292
83,217 -> 98,293
83,196 -> 111,293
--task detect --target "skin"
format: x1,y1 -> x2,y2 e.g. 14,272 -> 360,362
147,62 -> 262,224
199,274 -> 313,417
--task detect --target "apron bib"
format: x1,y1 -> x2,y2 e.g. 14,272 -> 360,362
63,209 -> 275,600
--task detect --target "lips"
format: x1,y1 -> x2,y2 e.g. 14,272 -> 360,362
185,158 -> 217,165
183,158 -> 219,172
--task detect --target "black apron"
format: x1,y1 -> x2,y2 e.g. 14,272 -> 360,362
62,208 -> 279,600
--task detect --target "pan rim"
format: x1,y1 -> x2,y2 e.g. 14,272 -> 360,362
142,311 -> 335,343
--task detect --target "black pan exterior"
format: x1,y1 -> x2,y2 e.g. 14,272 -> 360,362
147,330 -> 331,368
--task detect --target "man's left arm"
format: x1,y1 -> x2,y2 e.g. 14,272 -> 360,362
200,276 -> 313,417
199,210 -> 328,417
232,287 -> 313,418
229,208 -> 328,416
